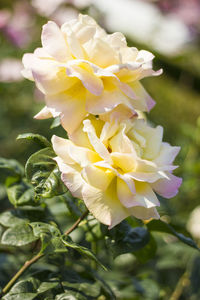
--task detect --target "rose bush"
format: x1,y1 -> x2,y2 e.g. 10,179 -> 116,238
2,10 -> 200,300
22,14 -> 162,133
52,116 -> 182,228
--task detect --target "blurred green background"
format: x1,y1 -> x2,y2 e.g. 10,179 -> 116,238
0,0 -> 200,299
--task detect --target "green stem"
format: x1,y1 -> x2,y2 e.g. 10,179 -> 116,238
1,210 -> 89,298
169,271 -> 190,300
91,241 -> 98,270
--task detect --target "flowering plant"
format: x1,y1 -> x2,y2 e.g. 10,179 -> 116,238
0,14 -> 197,300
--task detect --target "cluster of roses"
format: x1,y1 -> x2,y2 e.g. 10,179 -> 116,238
22,14 -> 182,228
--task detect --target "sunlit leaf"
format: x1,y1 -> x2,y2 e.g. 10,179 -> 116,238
17,133 -> 51,148
6,180 -> 35,207
25,147 -> 67,199
30,222 -> 67,254
1,223 -> 37,246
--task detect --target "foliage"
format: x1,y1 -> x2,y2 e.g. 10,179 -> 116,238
1,1 -> 200,299
0,135 -> 199,299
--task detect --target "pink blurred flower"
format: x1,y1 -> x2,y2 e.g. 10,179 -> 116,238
31,0 -> 66,17
0,59 -> 23,82
157,0 -> 200,31
52,7 -> 78,25
31,0 -> 92,18
0,2 -> 34,48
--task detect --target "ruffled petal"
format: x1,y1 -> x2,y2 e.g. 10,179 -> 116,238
66,61 -> 103,95
111,152 -> 136,173
128,81 -> 156,112
55,157 -> 85,199
154,143 -> 180,167
83,38 -> 119,68
34,106 -> 54,120
131,182 -> 160,208
52,135 -> 98,168
100,104 -> 136,123
136,50 -> 154,64
22,53 -> 76,95
82,179 -> 129,228
117,177 -> 136,208
82,164 -> 115,191
46,82 -> 87,134
41,21 -> 70,61
52,135 -> 74,165
83,119 -> 112,163
109,124 -> 136,154
130,119 -> 163,160
151,173 -> 182,199
86,84 -> 133,115
130,206 -> 160,220
106,32 -> 127,49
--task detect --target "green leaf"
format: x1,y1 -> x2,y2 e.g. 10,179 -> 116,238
0,210 -> 29,227
3,293 -> 37,300
50,117 -> 61,129
55,294 -> 77,300
0,207 -> 47,228
30,222 -> 67,254
133,233 -> 157,263
2,277 -> 63,300
60,192 -> 85,217
25,147 -> 67,199
61,281 -> 102,299
8,277 -> 40,293
62,236 -> 107,270
1,223 -> 38,246
105,221 -> 150,258
0,158 -> 24,184
17,133 -> 51,148
146,219 -> 200,251
0,224 -> 4,239
58,269 -> 114,300
6,179 -> 35,207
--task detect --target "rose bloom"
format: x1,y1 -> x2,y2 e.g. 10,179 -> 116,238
22,14 -> 162,134
52,117 -> 181,228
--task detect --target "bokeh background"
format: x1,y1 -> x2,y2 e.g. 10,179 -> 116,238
0,0 -> 200,299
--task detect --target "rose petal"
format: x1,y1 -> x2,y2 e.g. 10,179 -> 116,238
41,21 -> 70,61
46,82 -> 87,134
66,61 -> 103,95
82,164 -> 115,191
151,173 -> 182,198
83,119 -> 112,163
154,143 -> 180,166
34,106 -> 54,119
82,179 -> 129,228
130,206 -> 160,220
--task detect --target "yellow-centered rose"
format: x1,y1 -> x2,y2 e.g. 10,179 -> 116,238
22,14 -> 162,133
52,117 -> 181,228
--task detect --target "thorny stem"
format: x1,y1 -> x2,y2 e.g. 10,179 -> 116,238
0,210 -> 89,298
0,253 -> 44,298
64,210 -> 89,235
